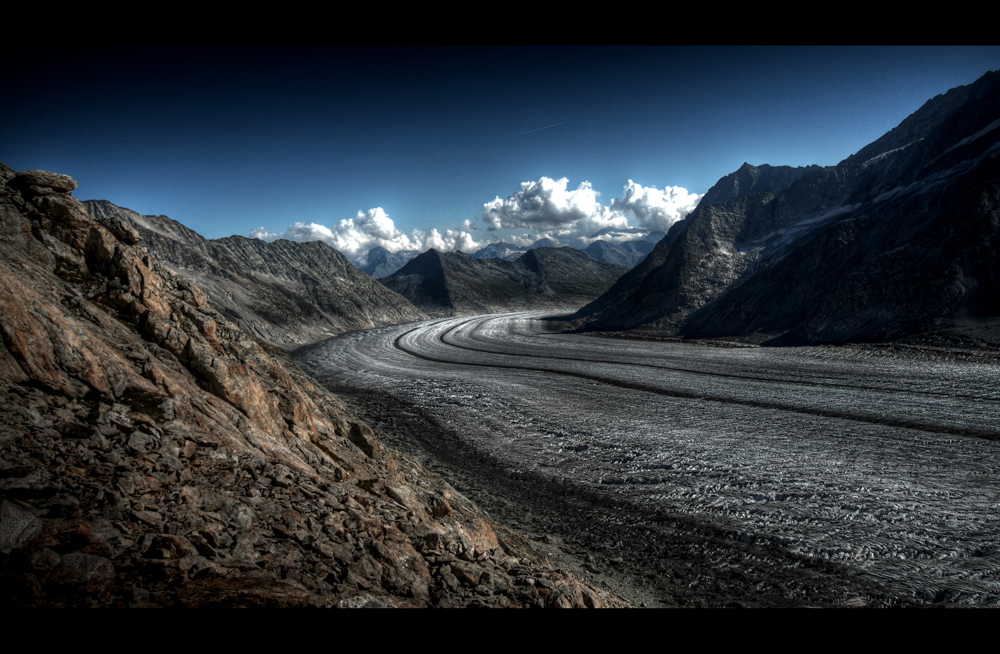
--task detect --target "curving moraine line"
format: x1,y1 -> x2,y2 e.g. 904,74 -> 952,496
440,315 -> 996,403
391,314 -> 1000,441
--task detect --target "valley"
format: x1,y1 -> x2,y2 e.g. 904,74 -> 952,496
296,311 -> 1000,606
5,58 -> 999,609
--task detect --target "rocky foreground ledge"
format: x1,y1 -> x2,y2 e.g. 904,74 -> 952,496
0,163 -> 627,608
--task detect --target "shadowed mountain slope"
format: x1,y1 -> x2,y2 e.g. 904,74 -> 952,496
83,201 -> 427,348
570,70 -> 1000,346
380,247 -> 628,317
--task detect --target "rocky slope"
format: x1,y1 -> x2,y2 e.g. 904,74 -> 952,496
0,163 -> 626,608
379,247 -> 628,317
570,70 -> 1000,346
83,201 -> 427,349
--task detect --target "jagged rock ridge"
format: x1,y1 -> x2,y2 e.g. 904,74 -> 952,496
83,201 -> 428,349
0,163 -> 626,608
571,70 -> 1000,346
380,247 -> 629,317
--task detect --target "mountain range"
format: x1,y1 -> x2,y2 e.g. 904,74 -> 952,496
582,239 -> 656,269
569,70 -> 1000,347
3,68 -> 999,608
83,201 -> 428,349
378,247 -> 629,317
358,246 -> 422,279
359,233 -> 660,279
470,238 -> 559,261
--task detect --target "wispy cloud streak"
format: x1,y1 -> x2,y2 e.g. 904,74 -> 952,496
502,123 -> 565,139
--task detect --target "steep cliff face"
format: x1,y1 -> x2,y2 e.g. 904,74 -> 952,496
0,164 -> 624,608
571,70 -> 1000,345
83,201 -> 427,349
684,156 -> 1000,344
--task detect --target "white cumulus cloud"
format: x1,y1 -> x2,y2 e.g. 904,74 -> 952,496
481,176 -> 700,247
481,176 -> 630,246
420,227 -> 480,254
251,178 -> 702,266
251,207 -> 477,267
610,180 -> 701,232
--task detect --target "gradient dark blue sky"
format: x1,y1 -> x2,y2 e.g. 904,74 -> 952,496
4,46 -> 1000,260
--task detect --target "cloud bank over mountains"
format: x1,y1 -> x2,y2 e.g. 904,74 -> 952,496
250,208 -> 479,267
482,177 -> 627,238
483,177 -> 701,246
252,178 -> 701,265
611,180 -> 703,233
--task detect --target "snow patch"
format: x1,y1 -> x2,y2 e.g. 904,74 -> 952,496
736,205 -> 858,254
947,117 -> 1000,153
861,139 -> 922,166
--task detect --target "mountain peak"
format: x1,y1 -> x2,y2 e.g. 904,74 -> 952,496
569,71 -> 1000,346
698,162 -> 812,206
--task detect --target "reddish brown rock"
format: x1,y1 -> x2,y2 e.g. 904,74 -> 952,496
177,577 -> 313,608
0,162 -> 630,609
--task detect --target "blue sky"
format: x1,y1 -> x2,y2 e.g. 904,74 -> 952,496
4,46 -> 1000,264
